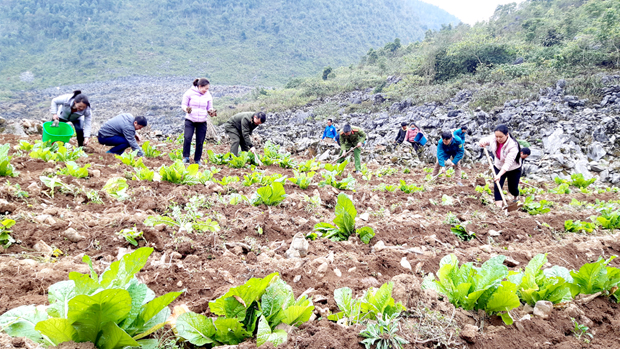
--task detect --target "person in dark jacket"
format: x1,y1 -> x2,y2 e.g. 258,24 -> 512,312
338,124 -> 366,173
223,112 -> 266,156
322,119 -> 338,142
98,114 -> 147,156
432,131 -> 464,185
394,122 -> 408,144
50,90 -> 92,146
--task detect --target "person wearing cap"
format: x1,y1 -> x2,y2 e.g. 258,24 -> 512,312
338,124 -> 366,173
223,112 -> 266,156
394,122 -> 408,144
322,119 -> 338,143
97,113 -> 147,156
432,131 -> 464,185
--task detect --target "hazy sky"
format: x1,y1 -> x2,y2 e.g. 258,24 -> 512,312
421,0 -> 525,25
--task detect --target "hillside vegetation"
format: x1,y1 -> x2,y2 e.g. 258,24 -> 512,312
0,0 -> 458,94
223,0 -> 620,119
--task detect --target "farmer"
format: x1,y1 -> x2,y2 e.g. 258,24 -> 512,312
181,78 -> 217,165
50,90 -> 92,147
478,125 -> 524,207
519,147 -> 532,177
322,119 -> 338,143
338,124 -> 366,173
97,114 -> 147,156
453,125 -> 468,143
432,131 -> 464,186
223,112 -> 266,156
394,122 -> 408,144
406,123 -> 426,152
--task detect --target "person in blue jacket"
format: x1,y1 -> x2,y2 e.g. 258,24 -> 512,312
432,131 -> 464,185
321,119 -> 338,143
453,125 -> 468,143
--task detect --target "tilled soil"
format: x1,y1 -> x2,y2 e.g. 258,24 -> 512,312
1,134 -> 620,349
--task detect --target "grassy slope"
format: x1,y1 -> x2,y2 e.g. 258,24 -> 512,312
0,0 -> 458,94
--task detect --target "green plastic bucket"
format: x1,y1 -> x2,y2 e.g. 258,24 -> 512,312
42,121 -> 75,144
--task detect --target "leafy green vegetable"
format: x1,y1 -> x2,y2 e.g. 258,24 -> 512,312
399,180 -> 424,194
313,193 -> 375,243
144,208 -> 220,234
141,141 -> 161,158
167,149 -> 183,161
57,161 -> 90,178
328,282 -> 405,324
159,160 -> 202,185
319,171 -> 356,191
228,152 -> 251,168
242,172 -> 262,186
564,220 -> 596,233
176,273 -> 313,347
508,254 -> 574,306
522,195 -> 553,215
288,170 -> 314,189
422,254 -> 520,325
373,183 -> 397,192
207,149 -> 232,165
0,248 -> 183,348
297,159 -> 322,172
115,150 -> 146,168
569,173 -> 596,189
570,256 -> 620,297
359,313 -> 408,349
549,183 -> 571,194
450,225 -> 475,241
0,144 -> 19,177
132,167 -> 155,181
251,182 -> 287,206
102,177 -> 130,201
0,218 -> 16,248
116,228 -> 144,246
215,176 -> 240,186
323,159 -> 348,176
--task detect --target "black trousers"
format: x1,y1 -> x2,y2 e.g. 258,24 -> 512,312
183,119 -> 207,161
493,166 -> 521,201
407,140 -> 420,151
58,119 -> 84,146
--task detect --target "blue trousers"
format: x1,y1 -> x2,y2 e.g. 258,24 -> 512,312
98,135 -> 130,155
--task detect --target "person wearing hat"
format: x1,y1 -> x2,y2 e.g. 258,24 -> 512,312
338,124 -> 366,173
97,113 -> 147,156
405,123 -> 427,152
432,131 -> 464,185
223,111 -> 266,156
394,122 -> 408,144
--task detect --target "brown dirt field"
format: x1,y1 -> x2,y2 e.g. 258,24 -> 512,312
1,134 -> 620,349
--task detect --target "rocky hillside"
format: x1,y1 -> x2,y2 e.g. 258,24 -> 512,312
253,75 -> 620,185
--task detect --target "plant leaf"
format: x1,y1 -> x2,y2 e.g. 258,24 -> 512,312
96,321 -> 140,349
174,312 -> 217,346
0,305 -> 48,343
67,289 -> 132,343
256,315 -> 287,347
34,318 -> 78,346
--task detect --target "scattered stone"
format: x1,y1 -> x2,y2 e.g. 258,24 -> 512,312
293,275 -> 301,283
90,169 -> 101,178
460,324 -> 478,343
488,229 -> 502,237
504,257 -> 520,267
333,268 -> 342,277
359,212 -> 369,221
372,240 -> 386,252
533,300 -> 553,319
523,304 -> 534,314
400,257 -> 412,271
317,262 -> 328,277
33,240 -> 53,254
63,228 -> 86,242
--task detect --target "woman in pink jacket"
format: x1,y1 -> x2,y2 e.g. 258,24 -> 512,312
181,78 -> 216,165
478,124 -> 524,207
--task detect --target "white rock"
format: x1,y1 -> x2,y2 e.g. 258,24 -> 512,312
317,262 -> 328,276
348,267 -> 357,273
533,300 -> 553,319
359,212 -> 370,221
372,240 -> 386,253
489,229 -> 502,236
293,275 -> 301,283
334,268 -> 342,277
35,214 -> 52,223
33,240 -> 53,254
400,257 -> 412,271
63,227 -> 86,242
